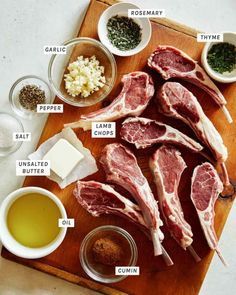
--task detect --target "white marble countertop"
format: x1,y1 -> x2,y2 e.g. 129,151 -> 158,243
0,0 -> 235,294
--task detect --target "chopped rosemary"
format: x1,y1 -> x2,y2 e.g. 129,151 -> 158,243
107,15 -> 142,51
207,42 -> 236,74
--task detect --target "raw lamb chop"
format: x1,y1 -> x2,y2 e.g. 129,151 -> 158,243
150,145 -> 200,262
158,82 -> 230,186
74,180 -> 174,266
120,117 -> 203,153
65,71 -> 154,131
74,180 -> 147,231
148,45 -> 232,123
100,143 -> 164,257
191,162 -> 226,265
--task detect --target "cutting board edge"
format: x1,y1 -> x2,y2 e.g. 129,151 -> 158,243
1,248 -> 128,295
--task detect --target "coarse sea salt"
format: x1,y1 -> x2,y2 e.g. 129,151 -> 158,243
0,126 -> 14,148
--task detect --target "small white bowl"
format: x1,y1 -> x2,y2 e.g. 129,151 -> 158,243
201,32 -> 236,83
0,187 -> 67,259
98,2 -> 152,57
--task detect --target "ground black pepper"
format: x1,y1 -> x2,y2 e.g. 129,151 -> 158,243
19,84 -> 46,111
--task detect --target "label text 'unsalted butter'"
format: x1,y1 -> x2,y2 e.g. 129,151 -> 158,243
16,160 -> 50,176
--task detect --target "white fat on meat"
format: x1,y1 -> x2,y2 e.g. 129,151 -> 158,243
65,71 -> 154,131
191,162 -> 226,265
150,145 -> 193,250
74,179 -> 174,266
120,116 -> 203,153
100,143 -> 164,256
74,180 -> 147,231
158,82 -> 228,163
148,45 -> 232,123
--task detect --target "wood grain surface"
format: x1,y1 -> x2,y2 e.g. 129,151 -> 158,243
2,0 -> 236,294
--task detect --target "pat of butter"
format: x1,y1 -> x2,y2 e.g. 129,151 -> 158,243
43,138 -> 84,180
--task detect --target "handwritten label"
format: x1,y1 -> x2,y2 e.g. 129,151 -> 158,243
16,160 -> 50,176
128,9 -> 165,18
92,122 -> 116,138
197,33 -> 223,42
58,218 -> 75,228
37,104 -> 63,113
13,132 -> 31,142
115,267 -> 140,276
44,46 -> 67,54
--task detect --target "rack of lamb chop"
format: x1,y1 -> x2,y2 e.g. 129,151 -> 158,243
191,162 -> 226,266
74,180 -> 148,232
100,143 -> 167,259
120,117 -> 203,153
150,145 -> 200,262
74,180 -> 173,266
157,82 -> 231,192
148,45 -> 232,123
65,71 -> 154,131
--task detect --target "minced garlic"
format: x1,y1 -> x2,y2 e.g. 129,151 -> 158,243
64,55 -> 106,98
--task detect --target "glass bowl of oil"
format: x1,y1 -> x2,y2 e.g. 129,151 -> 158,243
0,186 -> 67,259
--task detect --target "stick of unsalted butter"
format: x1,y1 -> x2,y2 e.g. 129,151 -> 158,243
43,138 -> 84,180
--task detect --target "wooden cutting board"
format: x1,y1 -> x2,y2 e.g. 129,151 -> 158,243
2,0 -> 236,294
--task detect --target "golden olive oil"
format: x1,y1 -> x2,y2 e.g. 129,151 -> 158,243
7,193 -> 61,248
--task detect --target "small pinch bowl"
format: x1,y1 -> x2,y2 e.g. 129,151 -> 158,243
0,112 -> 24,157
201,32 -> 236,83
9,75 -> 52,119
98,2 -> 152,57
80,225 -> 138,283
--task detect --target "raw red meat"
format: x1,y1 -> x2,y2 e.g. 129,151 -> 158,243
74,180 -> 147,232
120,117 -> 203,152
148,45 -> 232,123
150,145 -> 193,250
100,143 -> 164,256
158,82 -> 228,178
75,179 -> 174,266
191,162 -> 226,265
65,71 -> 154,130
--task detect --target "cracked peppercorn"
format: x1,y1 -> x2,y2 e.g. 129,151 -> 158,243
19,84 -> 46,111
